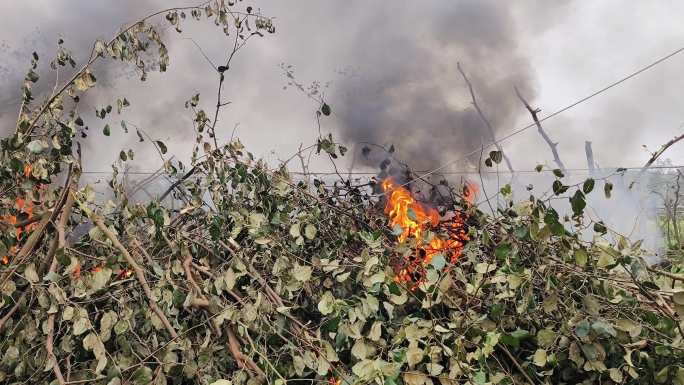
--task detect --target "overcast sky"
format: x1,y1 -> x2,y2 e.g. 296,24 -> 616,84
1,1 -> 684,179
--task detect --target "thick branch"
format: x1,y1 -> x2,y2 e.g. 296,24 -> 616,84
585,141 -> 596,175
226,325 -> 266,382
92,215 -> 178,339
45,185 -> 76,385
514,86 -> 566,172
457,62 -> 514,173
181,249 -> 210,308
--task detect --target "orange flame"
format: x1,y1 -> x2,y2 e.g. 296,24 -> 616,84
382,178 -> 474,287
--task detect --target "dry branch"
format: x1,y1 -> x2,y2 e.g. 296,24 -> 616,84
92,215 -> 178,339
46,182 -> 76,385
457,62 -> 514,174
585,141 -> 596,174
514,86 -> 566,172
226,325 -> 267,382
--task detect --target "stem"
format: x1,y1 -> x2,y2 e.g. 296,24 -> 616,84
92,215 -> 178,339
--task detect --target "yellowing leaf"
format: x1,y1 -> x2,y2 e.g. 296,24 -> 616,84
292,264 -> 312,282
609,368 -> 624,383
304,224 -> 317,239
673,291 -> 684,306
406,345 -> 424,367
74,70 -> 97,91
318,291 -> 335,315
24,263 -> 39,283
537,329 -> 556,348
533,349 -> 547,367
368,321 -> 382,341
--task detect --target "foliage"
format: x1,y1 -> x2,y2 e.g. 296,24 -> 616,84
1,2 -> 684,385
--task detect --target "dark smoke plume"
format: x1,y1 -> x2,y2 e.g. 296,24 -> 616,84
333,0 -> 535,174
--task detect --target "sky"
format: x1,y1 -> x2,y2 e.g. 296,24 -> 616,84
0,0 -> 682,252
1,0 -> 684,177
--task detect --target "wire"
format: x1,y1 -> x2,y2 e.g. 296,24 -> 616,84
79,164 -> 684,176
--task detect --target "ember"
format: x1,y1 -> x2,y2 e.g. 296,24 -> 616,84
382,178 -> 475,288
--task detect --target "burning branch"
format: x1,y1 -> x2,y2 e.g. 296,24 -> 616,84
514,86 -> 566,173
457,63 -> 514,174
381,178 -> 471,287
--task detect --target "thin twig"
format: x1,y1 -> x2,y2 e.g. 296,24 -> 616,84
631,132 -> 684,188
499,345 -> 536,385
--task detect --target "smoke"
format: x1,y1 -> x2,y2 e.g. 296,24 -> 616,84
332,0 -> 535,174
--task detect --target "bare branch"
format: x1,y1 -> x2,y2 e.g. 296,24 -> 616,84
457,62 -> 514,174
585,141 -> 596,175
514,86 -> 566,172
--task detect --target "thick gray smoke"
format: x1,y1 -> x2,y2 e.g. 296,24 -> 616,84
333,0 -> 535,173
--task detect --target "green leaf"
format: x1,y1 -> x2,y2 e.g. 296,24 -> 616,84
583,178 -> 595,194
103,124 -> 111,136
25,69 -> 39,83
429,254 -> 446,271
552,180 -> 568,195
119,150 -> 128,161
591,321 -> 617,337
594,222 -> 607,234
132,366 -> 154,385
537,329 -> 556,348
552,169 -> 564,178
604,181 -> 613,198
494,243 -> 512,260
155,140 -> 167,154
569,190 -> 586,216
489,150 -> 503,164
473,371 -> 487,384
535,164 -> 543,172
392,225 -> 403,236
575,320 -> 590,338
574,249 -> 588,267
321,103 -> 331,116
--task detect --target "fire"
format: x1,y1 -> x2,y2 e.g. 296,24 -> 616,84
381,178 -> 474,287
